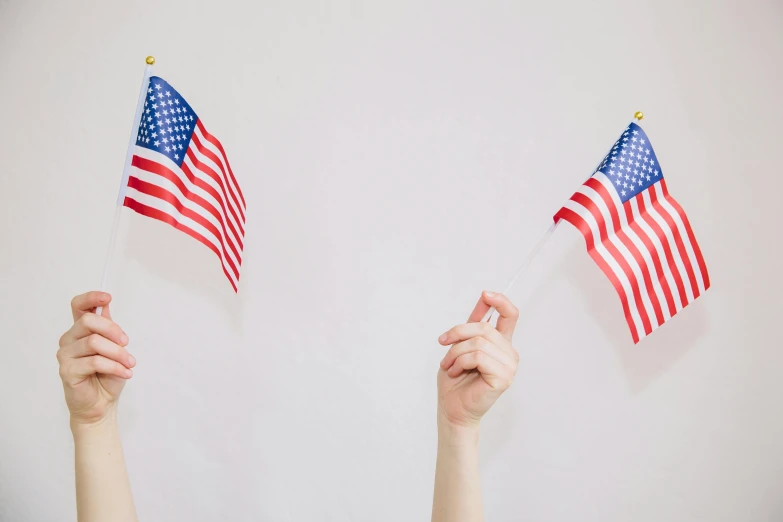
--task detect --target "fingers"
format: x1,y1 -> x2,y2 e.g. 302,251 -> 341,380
466,291 -> 519,341
438,322 -> 517,360
71,291 -> 112,321
60,312 -> 129,347
61,355 -> 133,384
58,334 -> 136,370
439,335 -> 514,372
447,350 -> 514,389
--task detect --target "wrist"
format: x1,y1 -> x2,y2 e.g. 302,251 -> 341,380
437,412 -> 480,448
70,408 -> 119,439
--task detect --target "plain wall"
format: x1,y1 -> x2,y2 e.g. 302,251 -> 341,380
1,0 -> 781,520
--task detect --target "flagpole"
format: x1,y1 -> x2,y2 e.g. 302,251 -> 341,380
480,221 -> 558,322
95,56 -> 155,316
481,111 -> 645,323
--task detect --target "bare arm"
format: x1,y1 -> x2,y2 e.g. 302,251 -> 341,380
58,291 -> 138,522
432,292 -> 520,522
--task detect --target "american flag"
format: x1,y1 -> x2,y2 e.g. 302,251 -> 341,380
124,76 -> 245,292
554,123 -> 709,343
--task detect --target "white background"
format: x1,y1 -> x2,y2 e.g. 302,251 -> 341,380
1,1 -> 782,520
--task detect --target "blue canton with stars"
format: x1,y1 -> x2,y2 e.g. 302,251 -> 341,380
594,122 -> 663,203
136,76 -> 198,168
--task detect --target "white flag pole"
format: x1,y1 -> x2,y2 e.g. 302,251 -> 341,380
480,221 -> 559,322
481,111 -> 645,323
95,56 -> 155,316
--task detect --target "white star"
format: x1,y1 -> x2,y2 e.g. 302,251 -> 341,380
621,190 -> 627,197
637,153 -> 642,160
168,100 -> 173,106
609,169 -> 616,176
154,140 -> 160,147
616,178 -> 622,186
632,130 -> 639,135
646,175 -> 651,181
635,161 -> 640,167
160,129 -> 166,135
174,154 -> 179,160
148,87 -> 153,93
645,149 -> 650,155
632,137 -> 638,142
151,132 -> 157,138
150,94 -> 156,101
166,91 -> 171,97
165,146 -> 171,152
625,174 -> 630,180
175,99 -> 180,105
650,159 -> 655,166
638,179 -> 643,186
654,169 -> 659,176
178,143 -> 183,150
620,157 -> 626,163
155,84 -> 162,90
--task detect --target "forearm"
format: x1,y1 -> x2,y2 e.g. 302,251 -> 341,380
432,415 -> 482,522
71,410 -> 138,522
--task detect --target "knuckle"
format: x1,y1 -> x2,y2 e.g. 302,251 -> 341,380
473,336 -> 489,350
87,334 -> 101,350
89,355 -> 102,371
58,332 -> 68,348
508,303 -> 520,319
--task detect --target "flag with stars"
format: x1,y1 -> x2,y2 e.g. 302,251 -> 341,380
554,122 -> 709,343
124,76 -> 246,291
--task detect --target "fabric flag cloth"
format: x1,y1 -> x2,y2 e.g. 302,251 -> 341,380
124,76 -> 246,292
554,122 -> 709,343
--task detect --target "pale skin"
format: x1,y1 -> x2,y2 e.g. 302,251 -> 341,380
57,291 -> 138,522
432,291 -> 520,522
57,290 -> 517,522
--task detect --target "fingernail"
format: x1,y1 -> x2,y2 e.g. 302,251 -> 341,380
438,333 -> 448,343
485,291 -> 495,298
128,355 -> 136,367
125,369 -> 133,378
121,334 -> 129,345
100,292 -> 110,301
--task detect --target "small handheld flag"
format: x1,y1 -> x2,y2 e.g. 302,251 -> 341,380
554,118 -> 710,343
96,57 -> 245,303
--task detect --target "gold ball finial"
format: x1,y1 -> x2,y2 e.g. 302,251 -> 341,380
145,56 -> 155,65
634,111 -> 644,121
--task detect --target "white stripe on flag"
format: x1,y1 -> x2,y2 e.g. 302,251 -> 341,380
125,186 -> 239,288
562,198 -> 646,340
129,165 -> 242,271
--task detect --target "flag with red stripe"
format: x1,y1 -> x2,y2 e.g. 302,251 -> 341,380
554,122 -> 709,343
125,76 -> 245,292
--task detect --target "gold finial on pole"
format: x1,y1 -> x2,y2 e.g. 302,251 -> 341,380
634,111 -> 644,121
146,56 -> 156,65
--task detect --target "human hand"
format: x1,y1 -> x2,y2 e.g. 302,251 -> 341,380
436,291 -> 519,429
57,292 -> 135,426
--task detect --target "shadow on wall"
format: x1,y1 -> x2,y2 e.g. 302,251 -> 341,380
121,214 -> 244,329
522,242 -> 709,395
